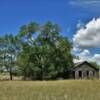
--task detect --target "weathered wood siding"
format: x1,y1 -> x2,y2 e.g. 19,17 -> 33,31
71,62 -> 99,79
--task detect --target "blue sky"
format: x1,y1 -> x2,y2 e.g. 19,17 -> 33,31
0,0 -> 97,37
0,0 -> 98,35
0,0 -> 100,63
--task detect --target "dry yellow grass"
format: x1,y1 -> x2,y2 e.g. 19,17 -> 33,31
0,80 -> 100,100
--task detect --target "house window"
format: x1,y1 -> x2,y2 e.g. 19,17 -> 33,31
79,71 -> 82,78
87,71 -> 89,77
73,71 -> 75,78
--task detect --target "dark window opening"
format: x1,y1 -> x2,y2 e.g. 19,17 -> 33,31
87,71 -> 89,77
79,71 -> 82,78
73,71 -> 75,78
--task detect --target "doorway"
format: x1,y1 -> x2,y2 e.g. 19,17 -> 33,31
79,71 -> 82,78
72,71 -> 75,78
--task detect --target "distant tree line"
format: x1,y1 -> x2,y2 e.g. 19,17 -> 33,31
0,21 -> 74,80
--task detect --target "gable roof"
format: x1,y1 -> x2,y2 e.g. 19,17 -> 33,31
73,61 -> 99,70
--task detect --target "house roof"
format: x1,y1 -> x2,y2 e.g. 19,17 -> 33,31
72,61 -> 99,70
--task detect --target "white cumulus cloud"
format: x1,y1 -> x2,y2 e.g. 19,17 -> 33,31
92,54 -> 100,65
73,18 -> 100,49
79,50 -> 90,58
73,50 -> 100,65
73,49 -> 91,63
70,0 -> 100,6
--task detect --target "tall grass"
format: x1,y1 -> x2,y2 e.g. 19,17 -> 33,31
0,80 -> 100,100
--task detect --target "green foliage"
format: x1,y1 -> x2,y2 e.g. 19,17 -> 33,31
0,34 -> 21,80
90,61 -> 100,69
18,21 -> 73,80
0,21 -> 73,80
19,22 -> 39,38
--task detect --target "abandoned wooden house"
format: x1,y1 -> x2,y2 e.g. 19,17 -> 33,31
69,61 -> 99,79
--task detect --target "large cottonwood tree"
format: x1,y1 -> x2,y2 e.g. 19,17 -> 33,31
18,21 -> 73,80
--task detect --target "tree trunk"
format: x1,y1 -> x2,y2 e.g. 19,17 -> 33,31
9,67 -> 13,80
41,64 -> 45,80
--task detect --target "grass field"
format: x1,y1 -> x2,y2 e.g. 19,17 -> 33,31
0,80 -> 100,100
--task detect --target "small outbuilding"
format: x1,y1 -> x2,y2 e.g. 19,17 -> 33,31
69,61 -> 99,79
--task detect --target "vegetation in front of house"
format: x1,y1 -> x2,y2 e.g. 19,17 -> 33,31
0,21 -> 73,80
0,80 -> 99,100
